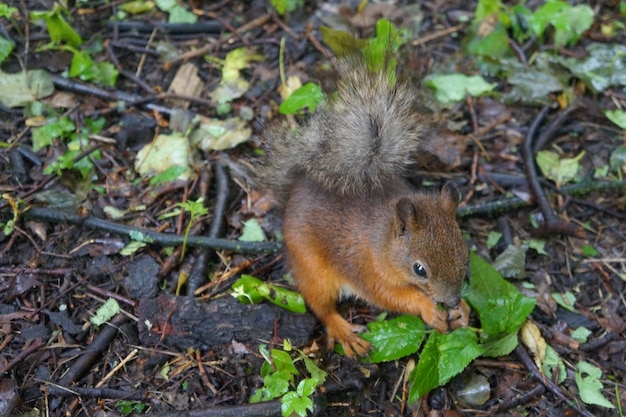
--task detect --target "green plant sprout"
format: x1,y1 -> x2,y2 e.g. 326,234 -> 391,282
250,341 -> 327,417
177,198 -> 208,260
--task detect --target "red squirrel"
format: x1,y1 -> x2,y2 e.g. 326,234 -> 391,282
258,57 -> 470,357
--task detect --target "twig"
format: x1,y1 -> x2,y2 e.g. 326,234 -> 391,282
17,206 -> 280,254
457,180 -> 626,218
187,160 -> 230,296
0,338 -> 44,375
521,106 -> 582,237
58,315 -> 129,386
533,102 -> 581,153
515,345 -> 596,417
412,24 -> 466,46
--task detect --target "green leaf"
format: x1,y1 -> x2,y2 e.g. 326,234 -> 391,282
281,390 -> 313,417
240,219 -> 266,242
542,345 -> 566,384
527,239 -> 547,255
69,50 -> 96,79
320,26 -> 367,57
492,244 -> 527,279
279,82 -> 324,114
536,150 -> 585,187
296,378 -> 318,398
477,331 -> 519,357
409,328 -> 483,403
555,43 -> 626,93
361,315 -> 426,363
231,275 -> 307,314
272,349 -> 298,378
473,0 -> 500,22
575,361 -> 615,408
31,116 -> 75,151
149,166 -> 188,186
0,35 -> 15,65
552,291 -> 576,312
154,0 -> 176,11
119,0 -> 155,15
0,69 -> 55,108
610,146 -> 626,174
605,109 -> 626,129
582,244 -> 600,257
167,5 -> 197,23
362,19 -> 405,73
93,61 -> 119,87
264,371 -> 291,398
426,74 -> 497,105
91,298 -> 120,326
270,0 -> 287,15
528,0 -> 568,38
0,4 -> 18,19
503,70 -> 563,104
467,252 -> 536,337
303,357 -> 327,385
570,327 -> 592,344
556,5 -> 594,47
31,8 -> 82,47
486,231 -> 502,249
463,21 -> 512,59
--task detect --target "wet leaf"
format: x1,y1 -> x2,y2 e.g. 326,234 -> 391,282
91,298 -> 120,326
575,361 -> 615,408
610,146 -> 626,174
239,219 -> 266,242
521,320 -> 546,371
556,43 -> 626,93
119,0 -> 155,15
409,328 -> 483,402
362,315 -> 426,363
135,133 -> 196,182
0,69 -> 54,108
190,116 -> 251,150
582,244 -> 600,257
467,252 -> 536,338
0,35 -> 15,65
570,327 -> 592,344
605,109 -> 626,129
492,244 -> 527,279
543,345 -> 566,383
503,70 -> 563,105
279,82 -> 324,114
552,291 -> 576,312
426,74 -> 497,106
486,231 -> 502,249
536,150 -> 585,187
321,26 -> 366,56
31,8 -> 82,47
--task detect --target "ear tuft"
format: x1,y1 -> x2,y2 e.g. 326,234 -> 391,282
441,182 -> 461,210
395,198 -> 417,236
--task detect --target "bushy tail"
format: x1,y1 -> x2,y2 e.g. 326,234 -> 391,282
259,58 -> 432,205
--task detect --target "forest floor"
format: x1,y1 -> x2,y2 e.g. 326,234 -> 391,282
0,0 -> 625,416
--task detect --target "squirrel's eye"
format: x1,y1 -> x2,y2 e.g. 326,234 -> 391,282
413,262 -> 427,277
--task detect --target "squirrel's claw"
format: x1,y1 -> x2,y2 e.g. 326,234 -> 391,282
326,321 -> 371,358
448,299 -> 470,329
419,299 -> 450,333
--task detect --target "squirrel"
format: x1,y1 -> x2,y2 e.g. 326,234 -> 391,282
257,56 -> 470,357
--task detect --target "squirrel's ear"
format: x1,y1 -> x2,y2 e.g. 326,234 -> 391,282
441,182 -> 461,211
395,198 -> 419,237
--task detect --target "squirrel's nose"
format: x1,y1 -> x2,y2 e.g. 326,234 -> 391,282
443,295 -> 461,308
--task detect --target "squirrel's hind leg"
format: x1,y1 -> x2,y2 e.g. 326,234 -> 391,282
286,239 -> 371,357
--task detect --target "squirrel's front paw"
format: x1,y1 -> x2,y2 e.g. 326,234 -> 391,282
420,303 -> 449,333
448,299 -> 470,329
